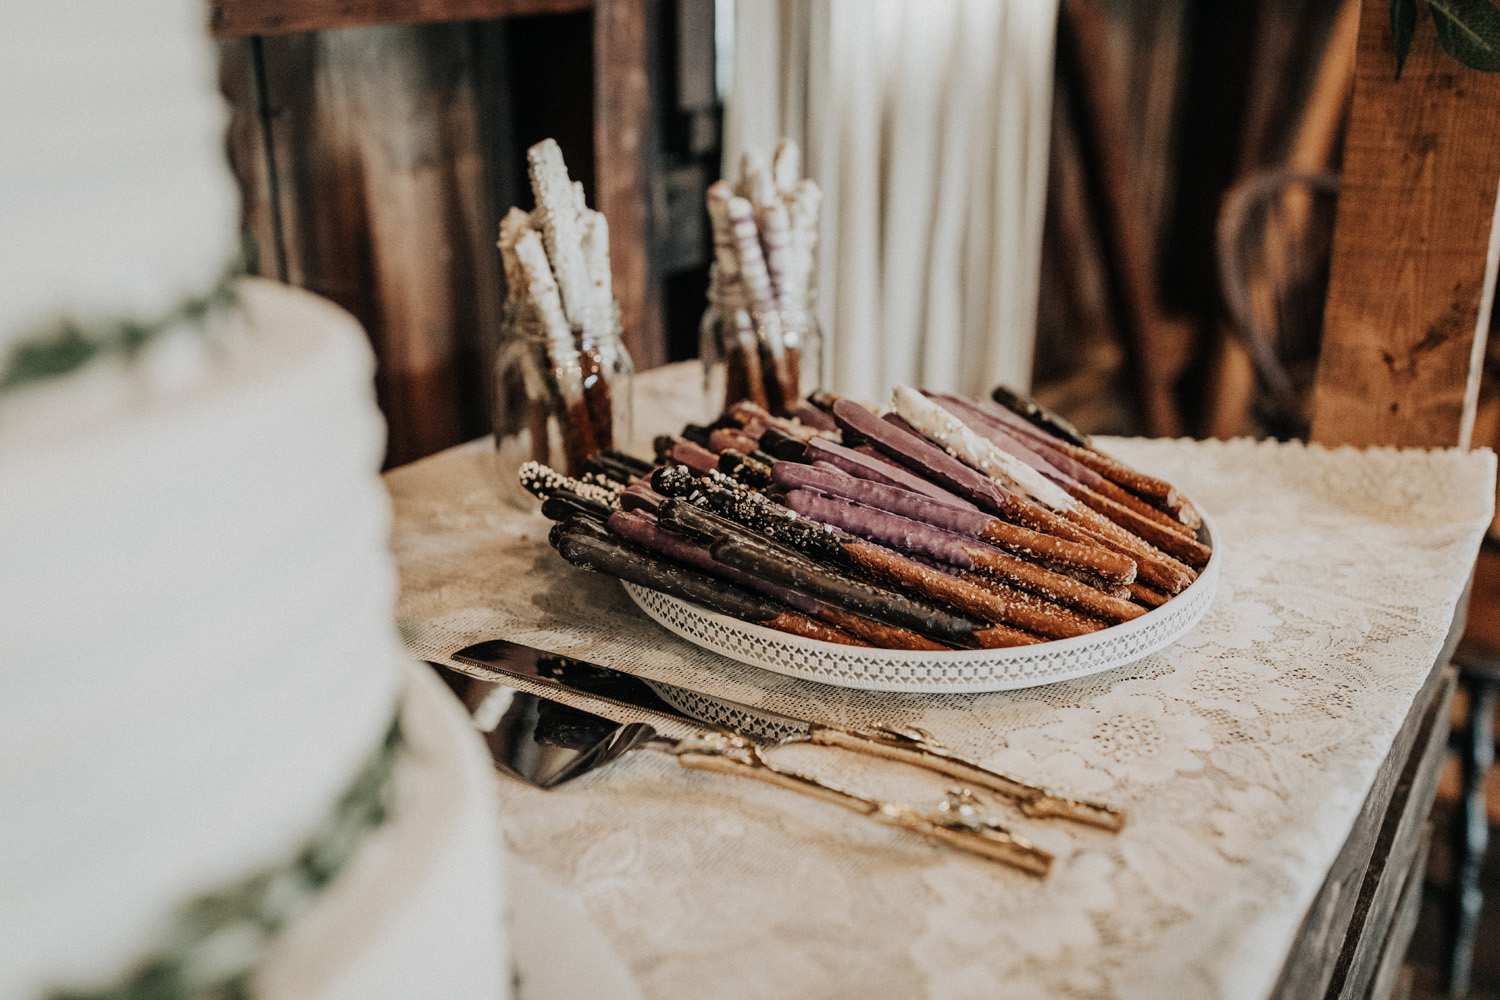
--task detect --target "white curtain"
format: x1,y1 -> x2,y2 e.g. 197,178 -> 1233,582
723,0 -> 1059,403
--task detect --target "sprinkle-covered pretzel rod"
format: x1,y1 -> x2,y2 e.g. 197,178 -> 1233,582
656,497 -> 991,644
520,461 -> 621,508
609,510 -> 948,651
551,516 -> 867,646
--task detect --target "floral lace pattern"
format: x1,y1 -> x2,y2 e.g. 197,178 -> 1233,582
385,364 -> 1496,1000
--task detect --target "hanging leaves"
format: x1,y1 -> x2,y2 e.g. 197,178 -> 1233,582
1391,0 -> 1500,74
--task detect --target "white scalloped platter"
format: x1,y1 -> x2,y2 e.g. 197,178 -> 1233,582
622,510 -> 1220,693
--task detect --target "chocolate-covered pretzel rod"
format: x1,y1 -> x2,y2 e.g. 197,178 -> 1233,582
771,462 -> 1137,587
716,450 -> 775,490
831,400 -> 1010,511
540,491 -> 615,524
609,510 -> 947,650
990,384 -> 1093,448
804,437 -> 976,509
781,489 -> 1121,633
520,461 -> 620,509
551,517 -> 867,646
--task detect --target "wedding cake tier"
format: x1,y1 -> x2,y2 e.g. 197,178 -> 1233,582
0,2 -> 505,993
0,0 -> 242,347
0,280 -> 504,998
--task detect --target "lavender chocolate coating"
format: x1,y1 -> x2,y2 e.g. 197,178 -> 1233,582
832,399 -> 1011,515
772,462 -> 994,540
803,437 -> 974,509
781,489 -> 980,570
619,481 -> 666,514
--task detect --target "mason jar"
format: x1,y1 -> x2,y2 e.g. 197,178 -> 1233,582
493,301 -> 633,508
699,266 -> 822,420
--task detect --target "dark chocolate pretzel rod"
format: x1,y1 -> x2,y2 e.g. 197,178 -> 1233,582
653,467 -> 1093,640
771,462 -> 1138,587
550,516 -> 867,646
609,510 -> 948,651
656,498 -> 998,645
990,384 -> 1093,448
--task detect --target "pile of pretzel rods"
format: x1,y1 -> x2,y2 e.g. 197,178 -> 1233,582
525,385 -> 1210,651
706,140 -> 822,415
497,138 -> 619,476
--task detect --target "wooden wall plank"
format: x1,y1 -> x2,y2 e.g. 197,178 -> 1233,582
211,0 -> 591,39
594,0 -> 665,370
256,24 -> 501,467
1310,0 -> 1500,448
217,38 -> 282,278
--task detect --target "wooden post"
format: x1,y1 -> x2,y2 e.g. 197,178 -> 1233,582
593,0 -> 663,370
1310,0 -> 1500,449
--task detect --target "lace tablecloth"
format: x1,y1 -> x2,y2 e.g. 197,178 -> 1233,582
386,363 -> 1496,1000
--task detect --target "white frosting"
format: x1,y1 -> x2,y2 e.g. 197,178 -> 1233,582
0,1 -> 240,347
890,384 -> 1076,511
0,281 -> 407,997
0,4 -> 506,993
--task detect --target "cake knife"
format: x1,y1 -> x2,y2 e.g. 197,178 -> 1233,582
450,638 -> 1123,831
429,659 -> 1053,874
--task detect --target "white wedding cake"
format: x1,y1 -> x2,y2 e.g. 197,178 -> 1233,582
0,3 -> 505,998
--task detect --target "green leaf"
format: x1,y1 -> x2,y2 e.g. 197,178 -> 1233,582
1428,0 -> 1500,71
1394,0 -> 1419,76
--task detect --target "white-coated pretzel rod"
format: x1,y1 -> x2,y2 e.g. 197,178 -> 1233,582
581,209 -> 613,317
892,387 -> 1076,513
757,198 -> 795,309
738,147 -> 769,198
786,178 -> 822,313
726,194 -> 780,318
706,181 -> 748,311
496,206 -> 535,308
526,138 -> 594,330
772,138 -> 801,199
515,228 -> 596,468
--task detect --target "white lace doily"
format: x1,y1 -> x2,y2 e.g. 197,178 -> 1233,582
386,362 -> 1496,1000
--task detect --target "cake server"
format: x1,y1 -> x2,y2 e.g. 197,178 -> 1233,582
428,659 -> 1053,874
450,638 -> 1123,831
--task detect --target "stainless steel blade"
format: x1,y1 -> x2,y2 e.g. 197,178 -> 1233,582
451,638 -> 812,743
431,660 -> 658,788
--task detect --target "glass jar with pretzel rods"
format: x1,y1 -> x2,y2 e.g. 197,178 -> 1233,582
699,265 -> 823,419
493,300 -> 633,509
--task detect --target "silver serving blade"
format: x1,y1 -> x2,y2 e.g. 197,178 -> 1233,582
451,638 -> 811,742
449,638 -> 1125,831
431,660 -> 658,788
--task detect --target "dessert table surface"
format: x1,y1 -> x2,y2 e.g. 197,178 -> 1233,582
384,362 -> 1497,1000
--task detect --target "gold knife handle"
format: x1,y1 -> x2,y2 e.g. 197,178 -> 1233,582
668,736 -> 1052,875
807,725 -> 1125,832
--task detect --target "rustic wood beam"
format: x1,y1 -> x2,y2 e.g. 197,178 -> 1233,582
1309,0 -> 1500,448
211,0 -> 592,39
593,0 -> 664,370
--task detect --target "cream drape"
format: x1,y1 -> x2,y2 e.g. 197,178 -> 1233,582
723,0 -> 1059,402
